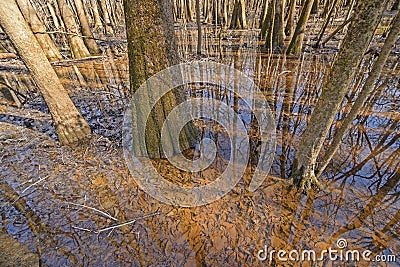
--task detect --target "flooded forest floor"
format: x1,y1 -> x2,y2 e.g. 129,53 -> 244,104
0,12 -> 399,267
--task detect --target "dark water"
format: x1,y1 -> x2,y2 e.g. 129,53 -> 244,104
0,30 -> 399,266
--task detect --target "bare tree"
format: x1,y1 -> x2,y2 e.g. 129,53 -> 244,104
56,0 -> 91,58
0,0 -> 91,144
230,0 -> 247,29
263,0 -> 286,51
286,0 -> 314,54
73,0 -> 100,54
291,0 -> 389,190
16,0 -> 63,61
317,11 -> 400,177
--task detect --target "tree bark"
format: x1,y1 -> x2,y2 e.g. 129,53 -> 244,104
16,0 -> 63,62
313,0 -> 339,48
56,0 -> 91,58
73,0 -> 100,54
291,0 -> 389,190
0,0 -> 91,144
230,0 -> 247,29
124,0 -> 196,158
265,0 -> 286,51
90,0 -> 103,29
286,0 -> 314,54
260,0 -> 272,39
316,11 -> 400,177
195,0 -> 202,54
284,0 -> 296,37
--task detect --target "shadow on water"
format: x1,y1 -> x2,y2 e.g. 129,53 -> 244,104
0,30 -> 399,266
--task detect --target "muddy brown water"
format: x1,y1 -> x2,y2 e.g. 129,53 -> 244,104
0,30 -> 399,266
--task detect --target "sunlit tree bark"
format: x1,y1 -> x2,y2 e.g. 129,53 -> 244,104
73,0 -> 100,54
0,0 -> 91,144
56,0 -> 91,58
230,0 -> 247,29
90,0 -> 103,29
286,0 -> 314,54
16,0 -> 63,61
291,0 -> 389,190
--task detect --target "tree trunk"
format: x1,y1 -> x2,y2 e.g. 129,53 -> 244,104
291,0 -> 388,190
230,0 -> 247,29
316,11 -> 400,177
284,0 -> 296,37
0,0 -> 91,144
195,0 -> 202,55
259,0 -> 269,28
90,0 -> 103,29
286,0 -> 314,54
265,0 -> 286,51
260,0 -> 272,39
391,0 -> 400,10
16,0 -> 63,62
313,0 -> 339,48
124,0 -> 196,158
56,0 -> 91,58
311,0 -> 318,14
98,0 -> 113,34
73,0 -> 100,54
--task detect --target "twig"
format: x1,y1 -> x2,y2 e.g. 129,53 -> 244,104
51,55 -> 107,66
20,176 -> 48,194
95,211 -> 161,234
32,30 -> 108,42
71,225 -> 93,232
65,202 -> 118,221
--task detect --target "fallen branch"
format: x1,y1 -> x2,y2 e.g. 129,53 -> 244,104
65,202 -> 118,221
95,211 -> 161,234
71,210 -> 161,234
51,55 -> 107,66
20,176 -> 48,194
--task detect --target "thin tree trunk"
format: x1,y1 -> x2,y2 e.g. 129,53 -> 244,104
265,0 -> 286,50
195,0 -> 202,54
313,0 -> 339,48
47,2 -> 61,30
16,0 -> 63,62
90,0 -> 103,29
74,0 -> 100,54
286,0 -> 314,54
0,0 -> 91,144
260,0 -> 272,39
321,16 -> 352,46
316,11 -> 400,177
230,0 -> 247,29
311,0 -> 318,14
284,0 -> 296,37
56,0 -> 91,58
259,0 -> 269,28
291,0 -> 388,190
